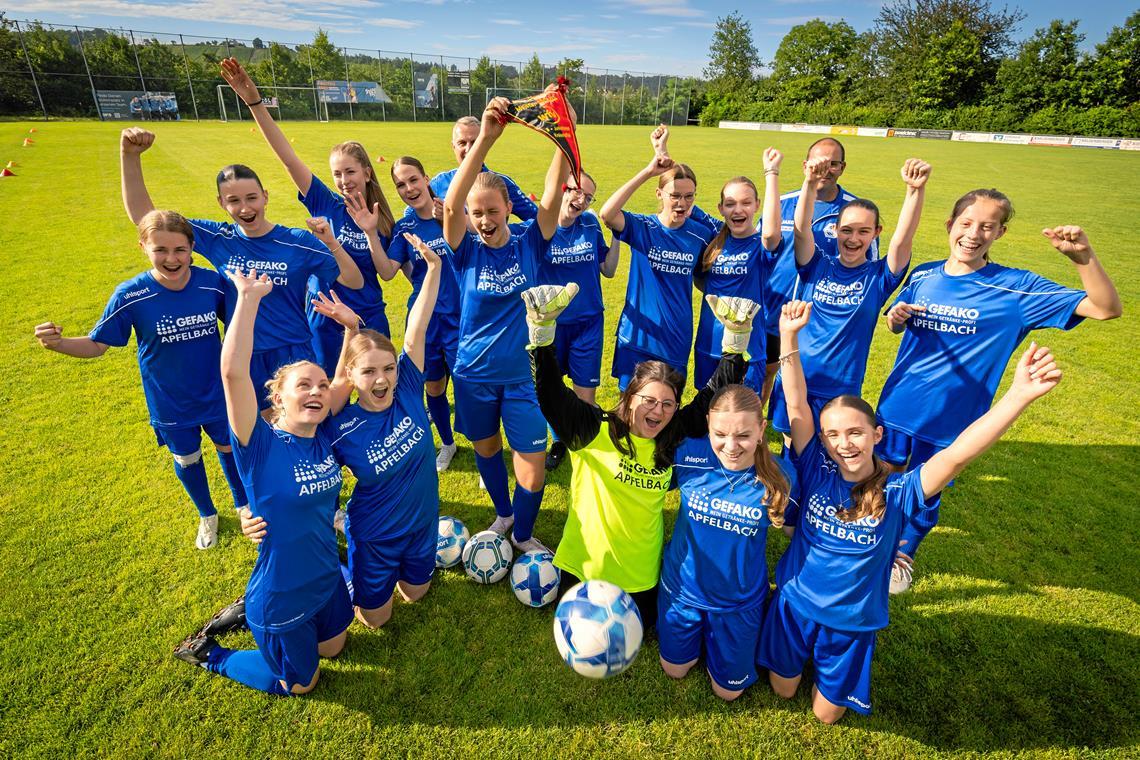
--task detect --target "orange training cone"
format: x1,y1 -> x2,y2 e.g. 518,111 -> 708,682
22,138 -> 33,146
6,161 -> 17,169
28,128 -> 37,133
376,155 -> 385,162
528,192 -> 538,201
1,168 -> 15,177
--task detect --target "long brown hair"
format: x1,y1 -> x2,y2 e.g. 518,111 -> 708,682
820,395 -> 891,523
391,156 -> 437,200
700,176 -> 757,272
607,360 -> 685,470
948,188 -> 1013,263
331,141 -> 395,238
708,384 -> 790,526
656,163 -> 698,214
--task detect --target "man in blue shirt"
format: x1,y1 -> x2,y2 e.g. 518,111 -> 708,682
428,116 -> 538,222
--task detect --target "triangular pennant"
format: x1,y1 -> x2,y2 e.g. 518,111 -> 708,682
499,77 -> 583,185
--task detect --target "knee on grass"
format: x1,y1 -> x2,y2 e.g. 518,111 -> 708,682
355,601 -> 393,630
811,686 -> 848,725
287,669 -> 320,695
659,657 -> 695,679
397,580 -> 430,603
769,672 -> 800,700
710,678 -> 744,702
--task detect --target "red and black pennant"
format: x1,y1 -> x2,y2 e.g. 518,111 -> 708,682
500,76 -> 583,186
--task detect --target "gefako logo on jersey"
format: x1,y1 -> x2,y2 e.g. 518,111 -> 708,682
224,254 -> 290,285
292,454 -> 342,496
364,415 -> 427,474
155,310 -> 219,344
912,295 -> 980,335
499,76 -> 583,186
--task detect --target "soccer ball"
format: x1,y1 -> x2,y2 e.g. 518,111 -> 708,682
461,530 -> 513,584
436,516 -> 470,569
553,580 -> 643,679
510,550 -> 561,608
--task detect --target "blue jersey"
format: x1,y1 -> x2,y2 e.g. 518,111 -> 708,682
190,220 -> 341,351
298,174 -> 388,327
693,231 -> 772,362
430,164 -> 538,221
538,211 -> 610,323
387,212 -> 461,317
451,221 -> 547,383
234,417 -> 343,633
777,437 -> 930,632
661,437 -> 795,611
615,211 -> 715,369
761,185 -> 868,335
89,267 -> 227,428
877,261 -> 1086,447
327,353 -> 437,543
793,254 -> 907,397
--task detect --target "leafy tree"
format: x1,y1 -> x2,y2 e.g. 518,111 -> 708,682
1089,10 -> 1140,108
994,20 -> 1086,113
469,55 -> 493,102
771,19 -> 858,102
252,37 -> 263,49
521,53 -> 544,90
301,29 -> 344,81
704,11 -> 760,93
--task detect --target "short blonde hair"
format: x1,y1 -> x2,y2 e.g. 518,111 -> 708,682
138,209 -> 194,247
264,360 -> 325,424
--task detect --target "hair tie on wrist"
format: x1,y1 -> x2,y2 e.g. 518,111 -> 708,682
245,98 -> 264,108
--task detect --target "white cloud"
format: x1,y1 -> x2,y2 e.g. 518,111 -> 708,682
491,18 -> 524,26
625,0 -> 702,18
365,17 -> 422,29
679,20 -> 715,28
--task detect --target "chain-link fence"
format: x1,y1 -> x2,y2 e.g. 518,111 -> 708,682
0,19 -> 696,124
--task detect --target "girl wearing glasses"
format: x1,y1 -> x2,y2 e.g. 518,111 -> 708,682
535,170 -> 621,471
521,283 -> 760,628
600,126 -> 716,391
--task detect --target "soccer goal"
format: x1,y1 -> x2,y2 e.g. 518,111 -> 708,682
216,85 -> 329,122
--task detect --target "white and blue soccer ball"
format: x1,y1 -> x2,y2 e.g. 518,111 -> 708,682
461,530 -> 513,584
436,516 -> 470,569
553,580 -> 643,679
510,550 -> 561,608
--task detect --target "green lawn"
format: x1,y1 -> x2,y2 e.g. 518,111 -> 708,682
1,119 -> 1137,758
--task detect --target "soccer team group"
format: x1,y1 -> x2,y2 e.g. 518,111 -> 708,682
33,59 -> 1122,722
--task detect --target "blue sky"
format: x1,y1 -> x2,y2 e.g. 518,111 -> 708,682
4,0 -> 1135,76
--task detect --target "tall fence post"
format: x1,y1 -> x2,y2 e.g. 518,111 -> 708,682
128,29 -> 148,97
13,22 -> 48,120
620,74 -> 626,126
438,55 -> 445,120
669,76 -> 677,126
409,56 -> 416,122
306,47 -> 319,120
177,34 -> 199,121
601,70 -> 609,125
267,41 -> 279,119
655,74 -> 662,124
637,73 -> 645,125
377,51 -> 386,121
74,25 -> 102,121
343,48 -> 354,121
581,66 -> 588,124
467,57 -> 472,116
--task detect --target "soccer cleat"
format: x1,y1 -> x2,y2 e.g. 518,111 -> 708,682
199,596 -> 247,638
435,442 -> 458,472
195,515 -> 218,550
510,534 -> 552,555
487,514 -> 515,536
333,508 -> 346,534
173,631 -> 218,666
889,562 -> 913,595
545,441 -> 567,472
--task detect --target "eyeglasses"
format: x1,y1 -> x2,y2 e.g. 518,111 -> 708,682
666,193 -> 695,202
634,394 -> 677,412
567,187 -> 594,204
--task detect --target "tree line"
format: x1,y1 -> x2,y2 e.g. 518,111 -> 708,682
699,2 -> 1140,138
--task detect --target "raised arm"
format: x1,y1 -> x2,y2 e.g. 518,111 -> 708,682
120,128 -> 157,225
401,233 -> 442,372
887,159 -> 931,276
344,192 -> 402,280
1043,226 -> 1123,321
920,343 -> 1061,498
309,290 -> 361,416
761,147 -> 784,252
220,57 -> 313,196
33,322 -> 109,358
794,157 -> 828,267
443,99 -> 507,250
305,217 -> 364,290
536,148 -> 570,241
778,300 -> 815,456
599,125 -> 675,233
220,269 -> 273,446
600,235 -> 621,278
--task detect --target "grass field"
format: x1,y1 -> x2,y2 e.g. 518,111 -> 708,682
1,119 -> 1138,759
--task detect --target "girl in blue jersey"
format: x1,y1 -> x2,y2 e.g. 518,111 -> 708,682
220,58 -> 398,376
691,148 -> 785,391
539,170 -> 621,471
768,156 -> 929,438
34,210 -> 247,550
760,300 -> 1064,723
174,267 -> 351,695
875,189 -> 1122,592
241,232 -> 443,630
120,128 -> 365,409
441,93 -> 570,553
600,127 -> 716,390
385,157 -> 464,472
659,384 -> 793,701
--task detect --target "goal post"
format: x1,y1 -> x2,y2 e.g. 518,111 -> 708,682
216,84 -> 327,122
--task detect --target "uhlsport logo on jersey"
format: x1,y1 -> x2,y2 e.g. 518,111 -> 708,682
293,453 -> 342,496
364,415 -> 426,474
685,485 -> 766,537
155,311 -> 219,344
224,254 -> 290,286
911,294 -> 980,335
646,245 -> 694,275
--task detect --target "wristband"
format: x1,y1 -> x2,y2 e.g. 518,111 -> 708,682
764,169 -> 779,176
777,349 -> 799,365
245,98 -> 264,108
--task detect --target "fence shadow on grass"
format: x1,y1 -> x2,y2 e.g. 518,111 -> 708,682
301,440 -> 1138,752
